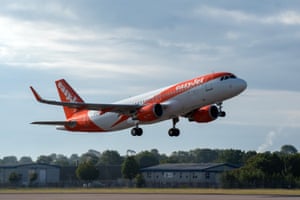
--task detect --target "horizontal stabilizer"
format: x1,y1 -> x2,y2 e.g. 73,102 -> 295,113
31,121 -> 76,127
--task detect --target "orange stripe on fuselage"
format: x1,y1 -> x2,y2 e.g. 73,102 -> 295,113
146,72 -> 231,104
64,110 -> 105,132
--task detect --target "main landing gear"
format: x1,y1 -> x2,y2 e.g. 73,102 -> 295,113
131,124 -> 143,136
168,117 -> 180,137
130,118 -> 143,136
131,118 -> 181,137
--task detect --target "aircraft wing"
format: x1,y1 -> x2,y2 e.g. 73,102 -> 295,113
30,87 -> 142,115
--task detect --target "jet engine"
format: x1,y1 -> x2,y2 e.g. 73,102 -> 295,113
189,105 -> 219,123
136,103 -> 163,122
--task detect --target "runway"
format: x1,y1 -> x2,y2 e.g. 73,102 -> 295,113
0,193 -> 299,200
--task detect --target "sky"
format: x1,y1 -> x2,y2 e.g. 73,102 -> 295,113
1,0 -> 300,159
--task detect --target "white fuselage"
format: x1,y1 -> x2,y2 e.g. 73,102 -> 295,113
88,77 -> 247,131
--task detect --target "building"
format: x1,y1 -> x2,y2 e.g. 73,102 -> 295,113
60,165 -> 122,187
140,163 -> 239,188
0,163 -> 60,187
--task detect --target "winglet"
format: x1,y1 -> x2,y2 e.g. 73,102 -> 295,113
30,86 -> 43,102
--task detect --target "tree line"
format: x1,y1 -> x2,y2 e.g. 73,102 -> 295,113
1,145 -> 300,188
222,149 -> 300,188
0,145 -> 298,167
0,148 -> 252,167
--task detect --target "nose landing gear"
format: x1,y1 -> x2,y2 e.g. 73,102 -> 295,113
168,117 -> 180,137
217,102 -> 226,117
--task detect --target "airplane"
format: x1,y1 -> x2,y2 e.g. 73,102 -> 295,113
30,72 -> 247,137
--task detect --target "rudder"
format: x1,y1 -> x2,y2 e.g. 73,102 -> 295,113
55,79 -> 84,119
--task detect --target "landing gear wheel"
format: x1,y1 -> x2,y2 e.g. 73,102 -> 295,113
136,128 -> 143,136
168,128 -> 180,137
131,128 -> 137,136
131,127 -> 143,136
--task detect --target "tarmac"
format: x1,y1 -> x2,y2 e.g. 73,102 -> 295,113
0,193 -> 299,200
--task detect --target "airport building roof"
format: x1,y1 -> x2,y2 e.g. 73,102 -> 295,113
140,163 -> 239,172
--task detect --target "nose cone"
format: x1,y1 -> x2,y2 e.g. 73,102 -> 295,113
237,78 -> 247,93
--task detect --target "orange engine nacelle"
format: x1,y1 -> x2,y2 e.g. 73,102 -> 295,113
189,105 -> 219,123
136,104 -> 163,122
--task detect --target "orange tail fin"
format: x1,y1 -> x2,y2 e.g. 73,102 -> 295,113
55,79 -> 84,119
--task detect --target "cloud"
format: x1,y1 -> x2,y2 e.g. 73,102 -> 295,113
220,89 -> 300,128
0,14 -> 177,80
257,131 -> 276,153
192,6 -> 256,23
1,1 -> 300,90
4,1 -> 78,22
225,31 -> 240,40
191,5 -> 300,27
264,11 -> 300,25
256,113 -> 299,153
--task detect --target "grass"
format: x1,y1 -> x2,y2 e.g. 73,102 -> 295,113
0,188 -> 300,196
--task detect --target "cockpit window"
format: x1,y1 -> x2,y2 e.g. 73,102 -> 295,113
220,74 -> 237,81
